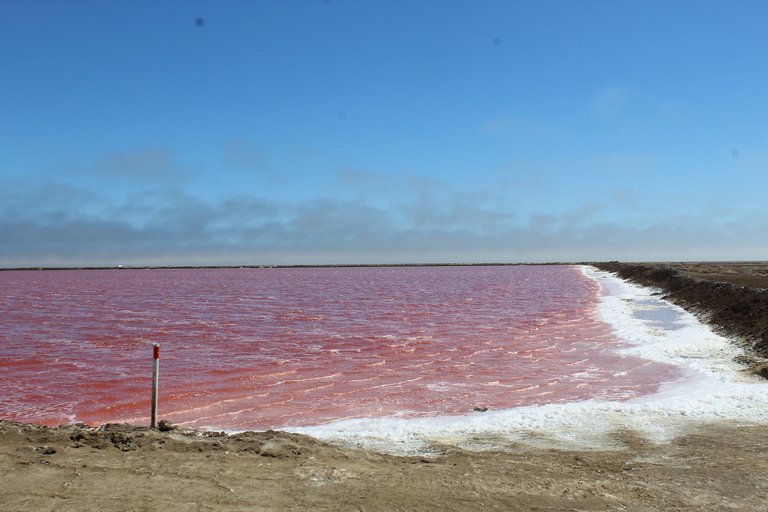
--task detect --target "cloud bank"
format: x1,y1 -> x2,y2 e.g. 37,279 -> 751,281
1,177 -> 765,267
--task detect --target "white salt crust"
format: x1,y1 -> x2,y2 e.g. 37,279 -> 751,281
288,266 -> 768,455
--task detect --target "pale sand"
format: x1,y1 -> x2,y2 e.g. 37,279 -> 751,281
2,419 -> 768,511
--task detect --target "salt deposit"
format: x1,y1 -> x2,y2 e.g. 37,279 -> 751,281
293,266 -> 768,455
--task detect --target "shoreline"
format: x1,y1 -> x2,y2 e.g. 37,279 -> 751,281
0,262 -> 571,271
2,259 -> 766,274
592,262 -> 768,370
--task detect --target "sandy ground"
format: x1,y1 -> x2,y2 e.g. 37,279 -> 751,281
4,261 -> 768,511
2,419 -> 768,512
647,262 -> 768,289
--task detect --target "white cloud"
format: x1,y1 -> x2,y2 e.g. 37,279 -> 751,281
1,178 -> 766,267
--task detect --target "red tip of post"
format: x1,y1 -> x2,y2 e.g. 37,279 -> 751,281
153,344 -> 160,359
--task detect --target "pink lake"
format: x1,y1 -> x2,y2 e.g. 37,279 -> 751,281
0,265 -> 681,430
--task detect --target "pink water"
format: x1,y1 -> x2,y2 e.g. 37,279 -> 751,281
0,265 -> 682,430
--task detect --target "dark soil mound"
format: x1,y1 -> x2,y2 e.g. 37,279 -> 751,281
592,262 -> 768,373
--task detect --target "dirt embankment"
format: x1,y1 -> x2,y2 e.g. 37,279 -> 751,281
4,420 -> 768,511
592,262 -> 768,370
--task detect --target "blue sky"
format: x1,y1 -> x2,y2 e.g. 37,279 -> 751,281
2,0 -> 767,266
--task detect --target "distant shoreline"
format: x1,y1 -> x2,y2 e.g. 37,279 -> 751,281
0,262 -> 574,271
2,260 -> 767,272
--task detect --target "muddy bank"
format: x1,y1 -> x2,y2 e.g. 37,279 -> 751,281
592,262 -> 768,366
4,419 -> 768,511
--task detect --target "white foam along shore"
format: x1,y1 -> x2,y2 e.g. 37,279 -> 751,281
288,265 -> 768,455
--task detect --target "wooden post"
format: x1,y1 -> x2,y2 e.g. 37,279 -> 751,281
151,343 -> 159,428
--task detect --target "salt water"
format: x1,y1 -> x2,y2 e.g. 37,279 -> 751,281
1,265 -> 765,453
